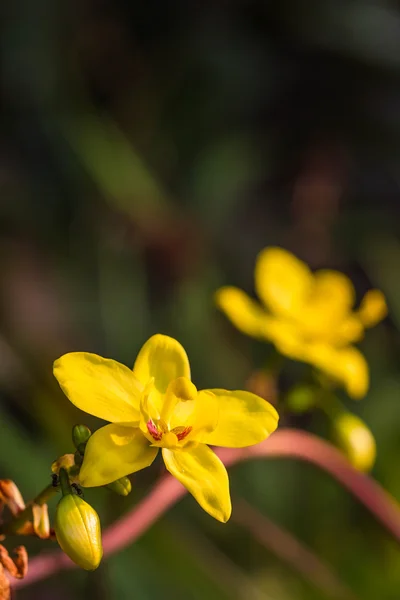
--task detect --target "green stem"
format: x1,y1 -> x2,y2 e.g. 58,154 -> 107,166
0,483 -> 58,535
316,388 -> 345,420
34,484 -> 57,506
58,468 -> 72,497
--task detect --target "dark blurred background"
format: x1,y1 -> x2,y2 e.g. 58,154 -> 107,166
1,0 -> 400,598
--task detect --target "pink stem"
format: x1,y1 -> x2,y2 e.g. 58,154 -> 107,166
12,428 -> 400,589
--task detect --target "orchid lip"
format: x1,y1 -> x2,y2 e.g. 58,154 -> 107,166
175,426 -> 193,441
146,420 -> 162,441
146,419 -> 192,444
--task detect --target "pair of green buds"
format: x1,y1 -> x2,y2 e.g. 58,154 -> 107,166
54,425 -> 132,570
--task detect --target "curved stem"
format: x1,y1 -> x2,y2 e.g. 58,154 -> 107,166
12,428 -> 400,589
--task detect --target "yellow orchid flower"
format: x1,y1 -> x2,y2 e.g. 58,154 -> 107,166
216,247 -> 387,399
53,334 -> 279,523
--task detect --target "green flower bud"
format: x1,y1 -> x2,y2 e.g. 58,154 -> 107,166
55,494 -> 103,570
72,425 -> 92,451
333,413 -> 376,472
106,476 -> 132,496
286,384 -> 316,413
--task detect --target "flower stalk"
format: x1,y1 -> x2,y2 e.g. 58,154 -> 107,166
58,468 -> 72,497
0,484 -> 57,536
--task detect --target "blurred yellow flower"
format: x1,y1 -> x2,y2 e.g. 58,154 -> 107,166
216,247 -> 387,399
53,334 -> 279,523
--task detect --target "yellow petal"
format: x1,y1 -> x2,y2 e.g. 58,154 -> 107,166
201,389 -> 279,448
267,320 -> 306,359
255,247 -> 313,317
337,347 -> 369,399
312,270 -> 355,314
306,344 -> 369,399
358,289 -> 388,328
79,424 -> 158,487
161,377 -> 198,423
54,353 -> 142,423
179,390 -> 219,444
215,287 -> 274,339
334,316 -> 364,345
298,270 -> 356,338
162,444 -> 231,522
133,335 -> 191,401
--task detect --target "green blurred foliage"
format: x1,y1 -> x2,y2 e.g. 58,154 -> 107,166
0,0 -> 400,598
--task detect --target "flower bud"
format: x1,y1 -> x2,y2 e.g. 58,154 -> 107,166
286,384 -> 316,414
333,413 -> 376,472
32,503 -> 51,539
0,480 -> 25,515
51,453 -> 75,473
55,495 -> 103,570
105,476 -> 132,496
72,425 -> 92,450
51,454 -> 80,482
